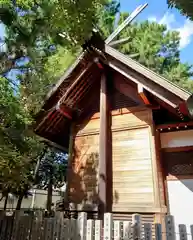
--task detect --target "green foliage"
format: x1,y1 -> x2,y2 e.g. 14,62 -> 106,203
98,5 -> 193,91
98,0 -> 120,37
20,46 -> 77,114
0,0 -> 106,207
37,149 -> 68,189
0,0 -> 108,49
0,77 -> 43,200
108,14 -> 193,92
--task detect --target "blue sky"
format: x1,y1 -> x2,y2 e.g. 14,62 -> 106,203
120,0 -> 193,64
0,23 -> 5,52
0,1 -> 193,65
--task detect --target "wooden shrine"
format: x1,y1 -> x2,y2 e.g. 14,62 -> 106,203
34,33 -> 193,224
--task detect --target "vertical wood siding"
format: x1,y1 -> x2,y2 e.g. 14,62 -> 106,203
112,126 -> 154,211
67,82 -> 164,213
69,111 -> 100,209
69,133 -> 99,208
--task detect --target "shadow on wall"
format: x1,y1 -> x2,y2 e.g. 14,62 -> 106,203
180,179 -> 193,192
69,143 -> 99,211
69,141 -> 119,212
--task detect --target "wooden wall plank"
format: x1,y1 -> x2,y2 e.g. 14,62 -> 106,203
76,108 -> 152,136
111,109 -> 152,131
179,224 -> 187,240
17,216 -> 27,240
75,118 -> 100,136
165,215 -> 175,240
60,218 -> 70,240
114,220 -> 121,240
53,213 -> 62,240
104,213 -> 113,240
68,80 -> 158,214
6,216 -> 14,240
44,218 -> 54,240
144,223 -> 152,240
123,221 -> 131,240
11,211 -> 20,240
112,127 -> 154,211
86,219 -> 94,240
69,219 -> 77,240
78,212 -> 87,240
94,220 -> 102,240
30,218 -> 40,240
132,214 -> 142,240
68,134 -> 99,208
0,215 -> 8,240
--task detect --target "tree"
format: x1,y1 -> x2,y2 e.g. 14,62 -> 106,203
168,0 -> 193,20
100,10 -> 193,91
98,0 -> 120,37
0,76 -> 44,209
36,148 -> 68,213
20,46 -> 77,115
0,0 -> 108,79
0,0 -> 107,209
0,0 -> 109,112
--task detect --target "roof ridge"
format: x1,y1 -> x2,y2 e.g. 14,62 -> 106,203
105,45 -> 192,98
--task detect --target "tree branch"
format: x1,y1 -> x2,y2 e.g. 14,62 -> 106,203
0,195 -> 4,202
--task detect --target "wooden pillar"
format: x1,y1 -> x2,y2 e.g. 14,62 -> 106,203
151,126 -> 167,225
150,125 -> 161,209
65,124 -> 74,203
98,73 -> 108,215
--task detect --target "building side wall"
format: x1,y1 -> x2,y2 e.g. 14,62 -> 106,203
67,76 -> 166,216
160,129 -> 193,148
68,107 -> 166,213
68,114 -> 100,210
112,126 -> 154,211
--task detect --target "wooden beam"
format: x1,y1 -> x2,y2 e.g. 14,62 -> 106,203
112,204 -> 167,213
107,59 -> 181,109
35,104 -> 73,133
179,101 -> 189,116
109,37 -> 131,47
162,145 -> 193,153
105,3 -> 148,44
113,74 -> 144,105
155,129 -> 168,212
157,121 -> 193,130
65,124 -> 74,203
105,45 -> 190,101
58,62 -> 93,105
45,50 -> 85,101
56,104 -> 73,119
149,126 -> 161,209
99,73 -> 108,214
138,83 -> 151,105
37,135 -> 68,153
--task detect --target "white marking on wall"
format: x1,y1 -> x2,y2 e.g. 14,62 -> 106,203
160,130 -> 193,148
167,179 -> 193,240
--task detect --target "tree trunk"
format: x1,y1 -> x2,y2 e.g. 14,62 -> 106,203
3,193 -> 8,210
34,147 -> 48,182
46,179 -> 53,214
16,193 -> 24,210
